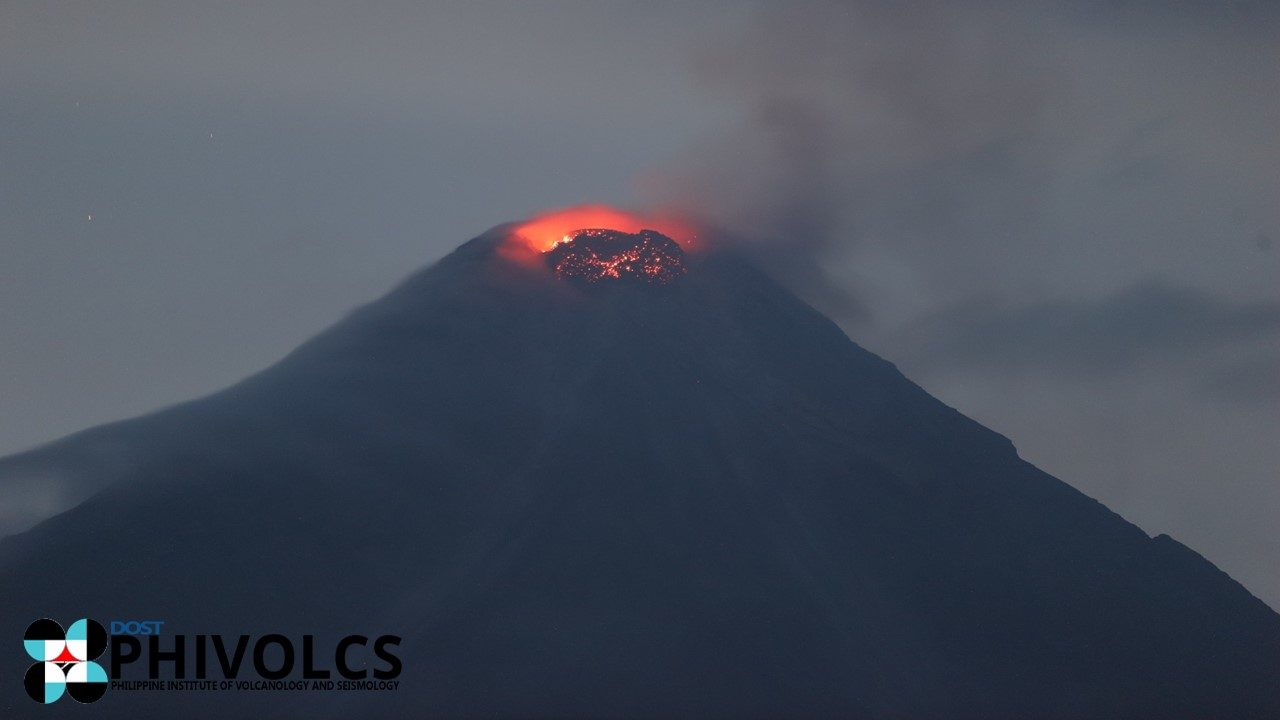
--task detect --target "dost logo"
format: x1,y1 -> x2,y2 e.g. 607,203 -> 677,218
23,618 -> 109,704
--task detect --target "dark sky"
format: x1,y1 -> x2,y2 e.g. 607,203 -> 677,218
2,2 -> 1277,604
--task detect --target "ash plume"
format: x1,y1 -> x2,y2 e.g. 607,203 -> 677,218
642,1 -> 1280,322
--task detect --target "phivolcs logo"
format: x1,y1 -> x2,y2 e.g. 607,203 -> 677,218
23,618 -> 109,704
22,617 -> 403,702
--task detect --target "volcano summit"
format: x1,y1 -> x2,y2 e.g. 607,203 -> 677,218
0,220 -> 1277,719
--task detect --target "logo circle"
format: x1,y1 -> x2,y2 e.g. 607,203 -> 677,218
22,618 -> 65,662
23,662 -> 66,704
22,618 -> 108,704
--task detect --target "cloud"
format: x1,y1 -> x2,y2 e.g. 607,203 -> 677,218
895,280 -> 1280,378
1199,354 -> 1280,404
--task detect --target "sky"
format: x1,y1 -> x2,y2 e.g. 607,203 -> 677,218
1,2 -> 1277,604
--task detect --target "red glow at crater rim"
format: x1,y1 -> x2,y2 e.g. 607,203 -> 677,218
510,205 -> 697,253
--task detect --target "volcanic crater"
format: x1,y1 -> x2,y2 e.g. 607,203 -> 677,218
545,228 -> 687,285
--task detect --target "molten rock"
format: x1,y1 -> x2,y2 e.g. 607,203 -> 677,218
546,229 -> 687,285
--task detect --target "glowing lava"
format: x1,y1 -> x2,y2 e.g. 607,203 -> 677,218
510,205 -> 695,253
546,228 -> 687,285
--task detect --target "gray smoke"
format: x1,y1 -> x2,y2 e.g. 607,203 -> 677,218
643,0 -> 1280,605
646,1 -> 1279,322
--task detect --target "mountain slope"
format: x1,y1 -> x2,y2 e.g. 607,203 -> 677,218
2,226 -> 1277,719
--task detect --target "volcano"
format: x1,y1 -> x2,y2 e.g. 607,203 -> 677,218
1,222 -> 1277,719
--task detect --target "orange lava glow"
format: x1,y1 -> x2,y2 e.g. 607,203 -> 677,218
509,205 -> 697,253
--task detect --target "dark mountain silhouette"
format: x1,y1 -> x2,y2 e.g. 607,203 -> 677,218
2,225 -> 1277,719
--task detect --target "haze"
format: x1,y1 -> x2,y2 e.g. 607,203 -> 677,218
1,1 -> 1276,606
